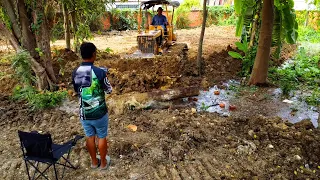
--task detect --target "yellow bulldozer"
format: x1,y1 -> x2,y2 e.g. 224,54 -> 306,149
135,0 -> 184,57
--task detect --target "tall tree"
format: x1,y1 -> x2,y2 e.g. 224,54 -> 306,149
62,2 -> 71,49
58,0 -> 107,51
1,0 -> 56,90
248,0 -> 274,85
197,0 -> 208,75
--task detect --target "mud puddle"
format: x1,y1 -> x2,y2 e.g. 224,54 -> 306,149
271,88 -> 319,127
193,80 -> 238,116
194,80 -> 319,127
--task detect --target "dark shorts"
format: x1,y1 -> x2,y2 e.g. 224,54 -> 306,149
81,114 -> 109,138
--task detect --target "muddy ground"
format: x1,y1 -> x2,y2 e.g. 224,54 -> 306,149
1,95 -> 320,179
0,26 -> 318,179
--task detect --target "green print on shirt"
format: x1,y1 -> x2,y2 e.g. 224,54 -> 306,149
81,70 -> 107,119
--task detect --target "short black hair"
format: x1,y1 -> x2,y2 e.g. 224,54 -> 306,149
80,42 -> 97,59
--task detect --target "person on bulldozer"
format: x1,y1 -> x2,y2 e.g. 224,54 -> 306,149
151,7 -> 168,34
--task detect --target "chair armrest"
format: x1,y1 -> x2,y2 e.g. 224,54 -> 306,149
72,135 -> 84,146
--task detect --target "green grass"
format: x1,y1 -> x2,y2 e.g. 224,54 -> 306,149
297,26 -> 320,43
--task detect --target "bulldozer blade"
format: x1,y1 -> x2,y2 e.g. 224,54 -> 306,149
125,50 -> 155,59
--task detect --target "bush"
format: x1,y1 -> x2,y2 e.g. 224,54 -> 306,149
298,26 -> 320,43
10,51 -> 67,110
176,15 -> 191,29
174,0 -> 200,29
12,85 -> 67,110
109,9 -> 138,31
51,18 -> 64,42
11,51 -> 35,86
269,47 -> 320,99
207,6 -> 236,26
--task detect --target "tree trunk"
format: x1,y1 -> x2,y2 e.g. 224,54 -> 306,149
197,0 -> 208,76
34,2 -> 57,85
0,19 -> 54,90
0,20 -> 20,50
71,11 -> 78,52
1,0 -> 22,41
248,0 -> 274,85
62,3 -> 71,50
17,0 -> 39,58
2,0 -> 57,90
150,86 -> 200,101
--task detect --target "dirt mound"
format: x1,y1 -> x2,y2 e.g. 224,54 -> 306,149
0,62 -> 17,95
52,48 -> 80,83
63,46 -> 241,94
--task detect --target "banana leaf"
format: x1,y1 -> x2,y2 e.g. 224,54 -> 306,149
282,6 -> 298,44
234,0 -> 242,15
272,8 -> 282,59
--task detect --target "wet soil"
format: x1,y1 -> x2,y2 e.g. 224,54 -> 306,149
1,95 -> 320,179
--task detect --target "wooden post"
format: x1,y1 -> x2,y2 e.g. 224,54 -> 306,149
138,5 -> 142,33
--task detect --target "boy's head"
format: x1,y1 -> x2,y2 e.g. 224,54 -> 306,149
80,42 -> 97,61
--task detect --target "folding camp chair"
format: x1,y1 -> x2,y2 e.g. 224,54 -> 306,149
18,130 -> 84,180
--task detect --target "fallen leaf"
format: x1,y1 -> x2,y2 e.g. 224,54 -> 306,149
214,90 -> 220,95
127,124 -> 137,132
229,105 -> 236,111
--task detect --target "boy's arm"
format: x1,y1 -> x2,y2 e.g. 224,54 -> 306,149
102,75 -> 112,94
71,69 -> 79,95
100,70 -> 112,94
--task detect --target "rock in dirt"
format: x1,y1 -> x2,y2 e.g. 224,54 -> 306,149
294,119 -> 314,130
237,140 -> 256,155
294,155 -> 302,161
272,122 -> 289,130
267,144 -> 274,149
150,86 -> 200,101
248,130 -> 254,137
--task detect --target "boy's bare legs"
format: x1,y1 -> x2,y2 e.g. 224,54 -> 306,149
86,136 -> 98,166
98,137 -> 108,168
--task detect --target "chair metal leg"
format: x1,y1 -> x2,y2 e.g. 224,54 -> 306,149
31,161 -> 39,180
61,149 -> 71,179
53,164 -> 59,180
24,159 -> 31,180
28,161 -> 50,180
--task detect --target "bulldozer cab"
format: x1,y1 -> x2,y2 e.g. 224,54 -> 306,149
137,0 -> 180,56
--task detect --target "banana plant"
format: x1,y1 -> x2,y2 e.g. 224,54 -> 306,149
272,0 -> 298,58
228,39 -> 248,60
234,0 -> 257,40
233,0 -> 298,59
